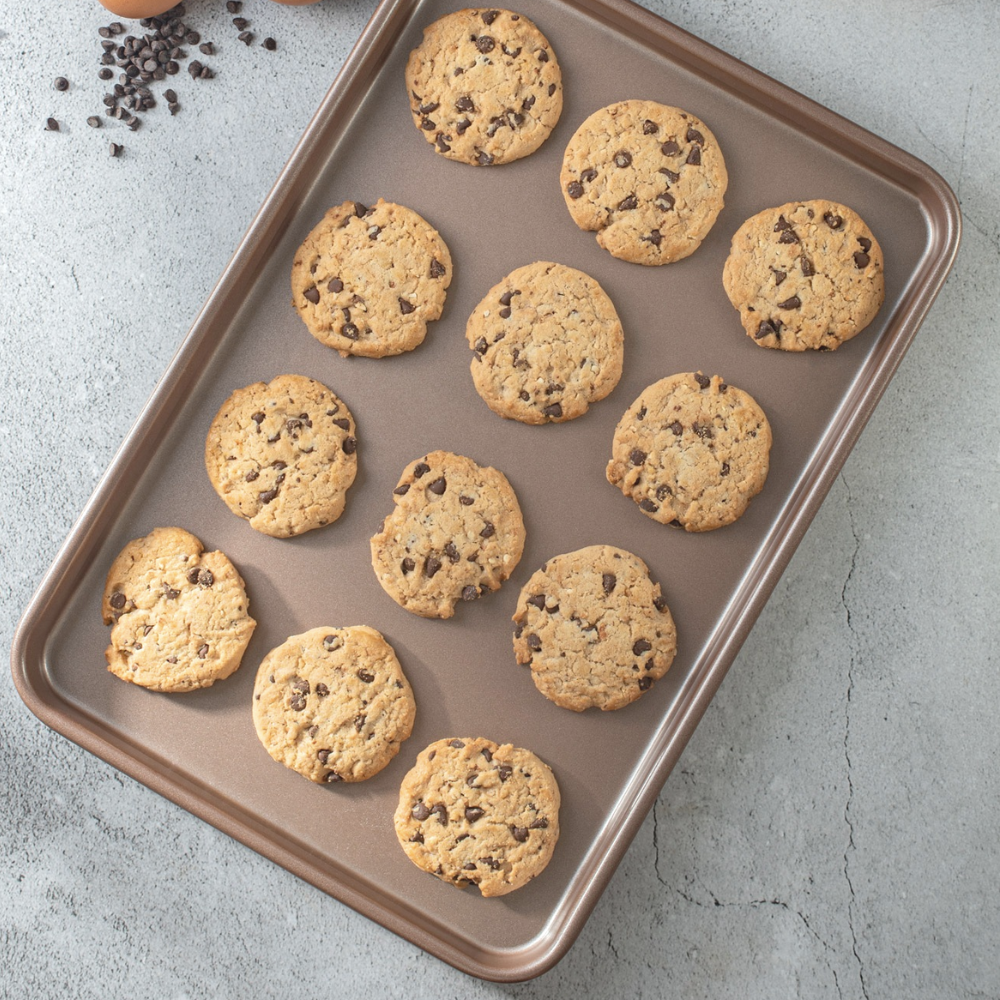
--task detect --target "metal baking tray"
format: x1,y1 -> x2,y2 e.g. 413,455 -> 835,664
11,0 -> 959,982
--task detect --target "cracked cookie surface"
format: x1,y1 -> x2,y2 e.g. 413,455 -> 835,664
370,450 -> 525,619
394,736 -> 560,896
102,526 -> 256,692
560,99 -> 727,265
512,545 -> 677,712
405,8 -> 562,166
291,199 -> 453,358
466,261 -> 624,424
205,374 -> 358,538
607,372 -> 771,532
722,199 -> 885,351
252,626 -> 415,784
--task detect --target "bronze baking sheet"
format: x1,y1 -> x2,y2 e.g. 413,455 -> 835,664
12,0 -> 959,981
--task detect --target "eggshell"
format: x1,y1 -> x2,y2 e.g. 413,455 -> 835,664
97,0 -> 180,16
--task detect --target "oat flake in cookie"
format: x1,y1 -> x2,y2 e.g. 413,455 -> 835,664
722,199 -> 885,351
370,450 -> 525,619
252,627 -> 416,784
512,545 -> 676,711
291,199 -> 453,358
102,527 -> 256,692
394,737 -> 560,896
466,261 -> 624,424
405,8 -> 562,166
205,375 -> 358,538
560,99 -> 727,265
607,372 -> 772,532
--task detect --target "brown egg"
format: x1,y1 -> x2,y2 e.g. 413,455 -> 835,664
97,0 -> 180,16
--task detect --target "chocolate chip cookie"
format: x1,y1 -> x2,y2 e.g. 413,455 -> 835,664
607,372 -> 772,531
205,374 -> 358,538
252,626 -> 416,784
466,261 -> 624,424
405,8 -> 562,166
394,737 -> 560,896
722,199 -> 885,351
560,99 -> 728,265
291,199 -> 453,358
512,545 -> 676,711
370,450 -> 525,619
102,526 -> 256,692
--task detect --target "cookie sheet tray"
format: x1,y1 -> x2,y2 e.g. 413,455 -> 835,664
12,0 -> 959,982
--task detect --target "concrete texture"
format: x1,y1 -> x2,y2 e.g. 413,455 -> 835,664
2,0 -> 997,996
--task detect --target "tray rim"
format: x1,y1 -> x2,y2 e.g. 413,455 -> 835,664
11,0 -> 961,983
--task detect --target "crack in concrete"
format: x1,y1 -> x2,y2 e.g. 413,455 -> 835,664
651,799 -> 668,887
673,888 -> 843,997
840,471 -> 870,1000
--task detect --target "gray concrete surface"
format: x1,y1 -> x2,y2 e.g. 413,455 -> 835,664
2,0 -> 997,996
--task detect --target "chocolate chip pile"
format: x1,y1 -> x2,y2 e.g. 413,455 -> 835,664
46,2 -> 278,156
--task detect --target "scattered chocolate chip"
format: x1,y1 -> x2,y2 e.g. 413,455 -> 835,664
669,421 -> 683,435
393,484 -> 410,496
482,9 -> 499,23
99,68 -> 114,80
110,591 -> 126,609
824,212 -> 844,229
425,556 -> 442,578
462,585 -> 480,602
537,49 -> 549,61
401,557 -> 415,575
357,669 -> 375,683
639,498 -> 658,512
694,372 -> 710,389
54,77 -> 69,91
428,476 -> 446,495
633,639 -> 652,655
659,167 -> 680,184
526,633 -> 542,651
511,826 -> 528,842
342,436 -> 357,455
772,268 -> 787,285
618,194 -> 638,211
566,180 -> 584,199
526,594 -> 546,611
476,150 -> 494,166
853,251 -> 870,268
316,683 -> 329,697
325,771 -> 344,783
45,118 -> 59,132
601,573 -> 616,596
638,676 -> 653,691
476,35 -> 495,53
498,765 -> 512,782
686,145 -> 701,166
643,119 -> 659,134
685,126 -> 704,144
800,256 -> 815,277
755,319 -> 780,340
327,277 -> 343,294
259,488 -> 278,504
614,150 -> 632,168
693,422 -> 713,440
465,806 -> 485,822
642,229 -> 663,246
656,484 -> 673,500
543,402 -> 562,419
630,448 -> 647,465
430,258 -> 446,278
480,521 -> 495,539
262,37 -> 276,51
303,286 -> 319,304
413,462 -> 430,478
420,116 -> 436,131
858,237 -> 872,253
475,336 -> 488,354
777,295 -> 802,310
430,804 -> 448,825
341,323 -> 359,340
163,586 -> 179,600
197,644 -> 209,658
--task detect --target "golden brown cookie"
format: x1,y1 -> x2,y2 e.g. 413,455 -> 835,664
370,451 -> 525,619
252,626 -> 415,784
607,372 -> 771,531
560,99 -> 727,265
102,526 -> 256,692
512,545 -> 676,711
394,737 -> 560,896
204,374 -> 357,538
466,261 -> 624,424
291,199 -> 453,358
405,8 -> 562,166
722,199 -> 885,351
